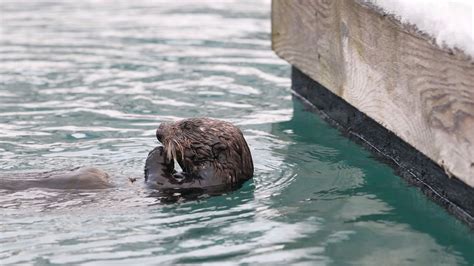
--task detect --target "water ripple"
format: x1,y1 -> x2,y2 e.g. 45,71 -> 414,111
1,0 -> 471,265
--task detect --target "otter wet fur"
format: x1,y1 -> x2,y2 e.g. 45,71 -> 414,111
153,117 -> 254,189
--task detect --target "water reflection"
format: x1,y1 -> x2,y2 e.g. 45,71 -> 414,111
270,98 -> 473,264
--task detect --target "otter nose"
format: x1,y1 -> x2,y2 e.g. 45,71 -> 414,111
156,127 -> 164,142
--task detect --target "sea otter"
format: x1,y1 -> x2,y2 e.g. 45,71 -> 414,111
0,118 -> 253,194
153,117 -> 254,190
0,167 -> 113,190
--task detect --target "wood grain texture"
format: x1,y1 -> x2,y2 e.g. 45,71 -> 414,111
272,0 -> 474,187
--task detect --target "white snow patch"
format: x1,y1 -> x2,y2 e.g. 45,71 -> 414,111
367,0 -> 474,58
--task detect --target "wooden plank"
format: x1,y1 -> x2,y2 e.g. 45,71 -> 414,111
272,0 -> 474,187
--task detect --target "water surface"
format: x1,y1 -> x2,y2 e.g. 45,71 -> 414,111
0,0 -> 473,265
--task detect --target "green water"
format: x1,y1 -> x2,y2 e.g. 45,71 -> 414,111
0,0 -> 472,264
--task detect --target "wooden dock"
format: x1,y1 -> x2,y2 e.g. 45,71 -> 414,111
272,0 -> 474,226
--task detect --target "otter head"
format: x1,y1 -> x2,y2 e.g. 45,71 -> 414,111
155,118 -> 254,184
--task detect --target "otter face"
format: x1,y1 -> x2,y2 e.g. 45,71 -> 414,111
156,122 -> 173,143
156,121 -> 187,164
156,125 -> 164,142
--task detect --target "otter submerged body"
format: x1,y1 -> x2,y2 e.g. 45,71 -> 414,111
147,118 -> 254,192
0,167 -> 113,190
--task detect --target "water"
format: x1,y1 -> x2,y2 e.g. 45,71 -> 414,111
0,0 -> 472,265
